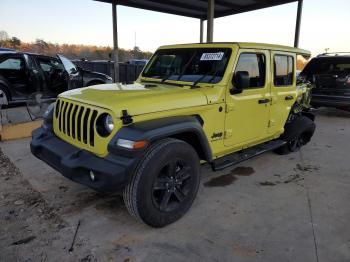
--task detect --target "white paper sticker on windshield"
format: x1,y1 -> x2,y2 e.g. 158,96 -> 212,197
200,52 -> 224,61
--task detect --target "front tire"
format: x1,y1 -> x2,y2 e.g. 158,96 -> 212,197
123,138 -> 200,228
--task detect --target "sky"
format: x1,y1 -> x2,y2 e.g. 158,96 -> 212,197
0,0 -> 349,56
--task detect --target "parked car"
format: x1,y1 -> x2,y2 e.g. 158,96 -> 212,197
0,51 -> 112,105
31,43 -> 315,227
127,59 -> 149,66
299,53 -> 350,111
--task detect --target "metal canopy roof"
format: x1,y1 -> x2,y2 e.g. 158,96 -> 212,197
96,0 -> 297,19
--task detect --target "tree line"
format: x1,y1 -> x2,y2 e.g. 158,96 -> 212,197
0,30 -> 152,62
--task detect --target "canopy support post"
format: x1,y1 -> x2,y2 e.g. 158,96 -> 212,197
294,0 -> 303,48
112,0 -> 119,82
200,19 -> 204,43
206,0 -> 214,42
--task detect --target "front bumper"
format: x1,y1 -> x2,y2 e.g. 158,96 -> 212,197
30,127 -> 138,192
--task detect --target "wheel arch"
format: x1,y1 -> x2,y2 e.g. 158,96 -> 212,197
0,75 -> 12,101
108,116 -> 213,162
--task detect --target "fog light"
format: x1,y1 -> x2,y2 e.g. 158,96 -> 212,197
90,171 -> 95,181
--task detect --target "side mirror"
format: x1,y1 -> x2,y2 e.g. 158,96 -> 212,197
231,71 -> 250,94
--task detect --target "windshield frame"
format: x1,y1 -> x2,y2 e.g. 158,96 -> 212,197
140,47 -> 233,86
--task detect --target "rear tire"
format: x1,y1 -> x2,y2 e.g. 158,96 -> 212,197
0,84 -> 10,106
123,138 -> 200,228
274,115 -> 315,155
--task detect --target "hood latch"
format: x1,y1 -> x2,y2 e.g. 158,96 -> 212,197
121,109 -> 133,125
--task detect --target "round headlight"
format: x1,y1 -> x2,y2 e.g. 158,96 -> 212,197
96,113 -> 114,137
104,114 -> 114,132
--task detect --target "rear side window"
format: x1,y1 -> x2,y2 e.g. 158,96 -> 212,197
0,57 -> 24,70
274,55 -> 294,86
234,53 -> 266,88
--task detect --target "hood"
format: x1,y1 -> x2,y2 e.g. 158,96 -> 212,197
59,83 -> 208,117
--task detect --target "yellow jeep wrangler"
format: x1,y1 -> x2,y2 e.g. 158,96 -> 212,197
31,43 -> 315,227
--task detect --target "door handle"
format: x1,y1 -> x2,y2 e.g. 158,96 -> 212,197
285,95 -> 294,100
258,98 -> 270,104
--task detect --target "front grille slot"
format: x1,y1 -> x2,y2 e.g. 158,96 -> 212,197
82,108 -> 91,144
71,105 -> 78,139
55,99 -> 102,148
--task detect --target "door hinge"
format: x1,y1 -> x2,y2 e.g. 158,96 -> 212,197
225,129 -> 233,138
226,103 -> 235,112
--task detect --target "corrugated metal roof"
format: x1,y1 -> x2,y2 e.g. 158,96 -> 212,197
95,0 -> 297,19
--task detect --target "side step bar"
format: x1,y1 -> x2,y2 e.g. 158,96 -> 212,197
211,140 -> 286,171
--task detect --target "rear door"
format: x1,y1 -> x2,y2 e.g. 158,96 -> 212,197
0,54 -> 30,99
224,49 -> 271,147
269,52 -> 297,135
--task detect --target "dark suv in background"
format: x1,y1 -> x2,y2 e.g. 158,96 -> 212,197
0,51 -> 112,105
300,53 -> 350,111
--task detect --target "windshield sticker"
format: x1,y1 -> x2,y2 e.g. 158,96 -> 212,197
200,52 -> 224,61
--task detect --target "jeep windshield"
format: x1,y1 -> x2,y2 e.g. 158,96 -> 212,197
142,48 -> 232,85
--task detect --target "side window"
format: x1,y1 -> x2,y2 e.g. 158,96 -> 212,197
234,53 -> 266,88
0,57 -> 24,70
274,55 -> 294,86
38,58 -> 64,72
38,59 -> 52,72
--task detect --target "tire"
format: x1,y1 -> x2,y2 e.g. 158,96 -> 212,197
0,84 -> 10,106
123,138 -> 200,228
274,115 -> 315,155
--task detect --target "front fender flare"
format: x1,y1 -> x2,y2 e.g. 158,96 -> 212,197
108,116 -> 212,162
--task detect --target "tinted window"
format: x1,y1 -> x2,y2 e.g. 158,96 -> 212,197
301,57 -> 350,79
0,57 -> 24,70
37,57 -> 64,72
234,53 -> 266,88
142,48 -> 231,84
274,55 -> 294,86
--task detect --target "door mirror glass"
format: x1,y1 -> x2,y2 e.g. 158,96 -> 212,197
231,71 -> 250,94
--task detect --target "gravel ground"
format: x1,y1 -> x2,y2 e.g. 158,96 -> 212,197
0,149 -> 95,262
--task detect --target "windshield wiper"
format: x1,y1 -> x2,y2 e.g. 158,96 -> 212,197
191,64 -> 221,89
161,73 -> 176,83
177,51 -> 197,81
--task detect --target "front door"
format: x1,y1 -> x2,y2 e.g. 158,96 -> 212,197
224,50 -> 271,148
57,54 -> 82,90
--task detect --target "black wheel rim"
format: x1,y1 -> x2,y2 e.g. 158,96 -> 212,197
152,159 -> 192,212
288,135 -> 304,152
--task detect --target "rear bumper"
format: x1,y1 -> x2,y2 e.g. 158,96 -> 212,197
311,95 -> 350,108
30,127 -> 139,192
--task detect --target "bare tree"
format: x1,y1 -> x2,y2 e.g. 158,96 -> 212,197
0,30 -> 9,41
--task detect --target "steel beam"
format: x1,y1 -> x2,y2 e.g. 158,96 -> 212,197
294,0 -> 303,47
206,0 -> 214,42
112,0 -> 119,82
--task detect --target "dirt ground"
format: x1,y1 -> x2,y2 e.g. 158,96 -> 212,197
0,108 -> 350,262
